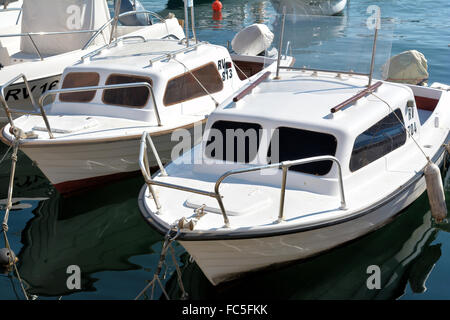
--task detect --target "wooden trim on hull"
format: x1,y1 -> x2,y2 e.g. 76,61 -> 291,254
139,132 -> 450,241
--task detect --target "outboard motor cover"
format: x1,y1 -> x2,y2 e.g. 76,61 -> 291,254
382,50 -> 429,85
231,24 -> 274,56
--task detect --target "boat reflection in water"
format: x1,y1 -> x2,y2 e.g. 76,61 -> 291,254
16,176 -> 162,298
164,170 -> 450,300
5,138 -> 450,299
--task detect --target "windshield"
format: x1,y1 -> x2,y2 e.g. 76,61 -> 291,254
263,13 -> 395,79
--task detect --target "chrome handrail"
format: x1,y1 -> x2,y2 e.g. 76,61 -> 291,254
82,10 -> 166,50
39,82 -> 162,127
214,156 -> 347,224
139,132 -> 347,228
0,73 -> 54,139
81,35 -> 146,62
0,29 -> 98,61
148,41 -> 207,66
0,7 -> 21,11
0,9 -> 164,61
0,29 -> 98,38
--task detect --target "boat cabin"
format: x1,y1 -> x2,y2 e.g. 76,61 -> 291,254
193,70 -> 435,197
46,38 -> 272,126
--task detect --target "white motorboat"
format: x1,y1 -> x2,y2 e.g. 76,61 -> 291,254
137,16 -> 449,286
0,0 -> 185,123
270,0 -> 347,16
0,22 -> 293,195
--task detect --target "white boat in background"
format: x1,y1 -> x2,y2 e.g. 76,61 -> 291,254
270,0 -> 347,16
0,0 -> 185,123
0,0 -> 22,29
137,15 -> 449,286
0,22 -> 294,195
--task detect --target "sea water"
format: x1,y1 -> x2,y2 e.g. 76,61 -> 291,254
0,0 -> 449,299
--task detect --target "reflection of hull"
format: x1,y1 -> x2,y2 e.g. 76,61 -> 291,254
166,173 -> 450,299
0,145 -> 52,200
17,177 -> 160,297
271,0 -> 347,16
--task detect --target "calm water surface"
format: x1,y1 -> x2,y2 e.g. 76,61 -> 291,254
0,0 -> 449,299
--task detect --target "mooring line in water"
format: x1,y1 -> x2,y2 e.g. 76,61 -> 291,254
0,143 -> 13,167
135,225 -> 188,300
1,139 -> 29,300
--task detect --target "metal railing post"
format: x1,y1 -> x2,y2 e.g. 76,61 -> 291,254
140,133 -> 162,210
138,145 -> 347,229
0,74 -> 54,138
82,10 -> 165,50
110,0 -> 122,44
275,7 -> 286,80
27,34 -> 43,61
278,165 -> 288,223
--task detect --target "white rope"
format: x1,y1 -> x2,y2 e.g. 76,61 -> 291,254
233,62 -> 250,80
1,139 -> 29,300
0,144 -> 13,167
135,223 -> 188,300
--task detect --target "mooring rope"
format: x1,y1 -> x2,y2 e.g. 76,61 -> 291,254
135,225 -> 187,300
1,139 -> 29,300
0,144 -> 13,167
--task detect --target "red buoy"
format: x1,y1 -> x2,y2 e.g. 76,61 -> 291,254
212,0 -> 222,12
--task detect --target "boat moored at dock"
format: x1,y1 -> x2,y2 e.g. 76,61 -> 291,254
137,15 -> 450,285
0,0 -> 185,123
0,25 -> 293,195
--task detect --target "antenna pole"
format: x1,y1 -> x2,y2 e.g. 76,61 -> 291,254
275,7 -> 286,80
190,1 -> 197,43
110,0 -> 122,44
368,18 -> 380,87
184,0 -> 190,47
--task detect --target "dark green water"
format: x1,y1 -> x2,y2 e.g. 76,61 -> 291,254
0,0 -> 449,299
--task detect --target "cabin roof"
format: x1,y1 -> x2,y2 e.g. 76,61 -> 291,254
66,39 -> 225,75
212,70 -> 413,136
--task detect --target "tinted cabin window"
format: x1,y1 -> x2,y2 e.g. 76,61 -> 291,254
206,121 -> 262,163
267,127 -> 338,176
163,62 -> 223,106
350,109 -> 406,172
60,72 -> 99,102
103,74 -> 152,108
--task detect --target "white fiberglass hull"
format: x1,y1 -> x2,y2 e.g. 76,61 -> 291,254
174,149 -> 447,285
17,127 -> 196,195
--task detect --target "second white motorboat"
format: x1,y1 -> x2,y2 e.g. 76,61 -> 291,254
1,23 -> 293,195
0,0 -> 185,123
